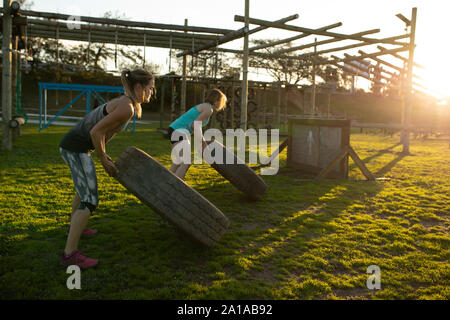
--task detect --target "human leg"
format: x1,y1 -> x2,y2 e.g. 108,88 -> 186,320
60,148 -> 99,268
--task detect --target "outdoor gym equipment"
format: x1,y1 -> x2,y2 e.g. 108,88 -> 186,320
38,82 -> 136,132
115,146 -> 230,248
206,140 -> 268,200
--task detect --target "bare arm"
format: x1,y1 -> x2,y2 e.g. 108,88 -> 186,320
90,100 -> 134,176
192,103 -> 213,151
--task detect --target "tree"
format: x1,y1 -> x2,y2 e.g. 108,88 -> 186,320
169,50 -> 240,78
25,10 -> 161,73
247,39 -> 313,85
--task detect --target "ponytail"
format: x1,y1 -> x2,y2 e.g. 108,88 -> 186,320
120,68 -> 154,119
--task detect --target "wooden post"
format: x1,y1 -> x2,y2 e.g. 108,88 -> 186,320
159,78 -> 165,129
170,78 -> 176,121
211,83 -> 217,128
277,83 -> 281,128
256,86 -> 260,129
402,7 -> 417,155
231,83 -> 235,128
2,0 -> 13,151
262,85 -> 266,128
12,35 -> 18,116
240,0 -> 249,130
327,92 -> 331,118
180,19 -> 188,114
311,38 -> 317,115
351,75 -> 355,94
302,88 -> 306,115
284,84 -> 288,131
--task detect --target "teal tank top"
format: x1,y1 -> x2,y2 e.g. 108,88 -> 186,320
169,104 -> 211,133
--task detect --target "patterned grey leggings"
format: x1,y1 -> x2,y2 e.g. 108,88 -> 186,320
60,147 -> 99,213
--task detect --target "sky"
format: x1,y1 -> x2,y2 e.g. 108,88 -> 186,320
27,0 -> 450,99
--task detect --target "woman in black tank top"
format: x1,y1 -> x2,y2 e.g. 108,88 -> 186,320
60,69 -> 155,269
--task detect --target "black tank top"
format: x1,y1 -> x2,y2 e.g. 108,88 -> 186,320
59,101 -> 133,153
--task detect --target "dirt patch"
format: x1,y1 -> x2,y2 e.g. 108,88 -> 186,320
333,288 -> 370,300
247,263 -> 278,283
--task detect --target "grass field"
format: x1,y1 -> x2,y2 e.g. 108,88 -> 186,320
0,124 -> 449,300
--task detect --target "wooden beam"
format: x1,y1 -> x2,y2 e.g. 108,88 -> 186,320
326,58 -> 386,85
247,14 -> 299,37
28,25 -> 211,47
377,45 -> 425,69
402,7 -> 417,154
315,146 -> 350,181
176,27 -> 249,57
315,145 -> 375,181
2,0 -> 13,151
241,0 -> 250,130
274,29 -> 382,55
181,19 -> 188,114
348,146 -> 375,180
335,46 -> 410,64
255,138 -> 289,169
9,8 -> 233,34
27,30 -> 197,50
294,34 -> 409,59
250,22 -> 343,51
334,55 -> 371,72
27,18 -> 219,41
358,50 -> 403,72
176,14 -> 299,57
396,13 -> 411,26
234,15 -> 408,46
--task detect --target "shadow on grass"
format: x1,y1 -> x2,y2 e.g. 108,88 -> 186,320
359,142 -> 402,164
0,164 -> 385,299
375,153 -> 407,177
0,129 -> 397,299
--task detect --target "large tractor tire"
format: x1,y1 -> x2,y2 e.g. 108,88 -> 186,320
205,140 -> 268,201
115,146 -> 229,248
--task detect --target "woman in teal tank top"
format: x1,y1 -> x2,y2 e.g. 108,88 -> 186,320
168,88 -> 227,179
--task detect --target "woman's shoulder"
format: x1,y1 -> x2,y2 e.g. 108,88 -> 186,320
109,95 -> 133,109
118,95 -> 135,107
196,102 -> 213,114
108,96 -> 134,113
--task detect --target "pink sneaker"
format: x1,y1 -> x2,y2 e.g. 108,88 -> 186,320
60,250 -> 98,269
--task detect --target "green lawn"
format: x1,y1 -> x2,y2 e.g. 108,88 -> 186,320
0,124 -> 449,299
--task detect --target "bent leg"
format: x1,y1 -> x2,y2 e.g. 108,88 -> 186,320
60,148 -> 99,255
170,136 -> 191,178
65,208 -> 90,255
71,193 -> 81,219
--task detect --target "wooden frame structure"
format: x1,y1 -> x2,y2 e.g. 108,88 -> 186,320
1,2 -> 420,157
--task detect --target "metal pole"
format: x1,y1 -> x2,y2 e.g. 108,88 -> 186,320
180,19 -> 188,114
240,0 -> 249,130
2,0 -> 13,151
402,7 -> 417,154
